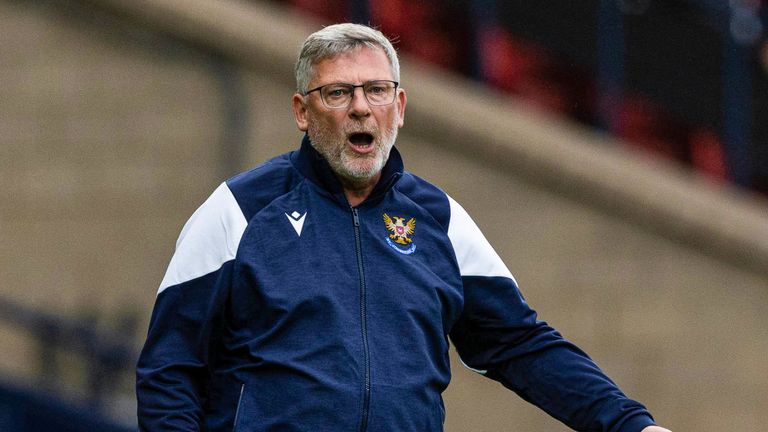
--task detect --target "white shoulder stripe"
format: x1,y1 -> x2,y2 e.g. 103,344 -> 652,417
447,195 -> 515,281
158,182 -> 248,294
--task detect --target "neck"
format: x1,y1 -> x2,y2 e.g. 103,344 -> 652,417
339,172 -> 381,207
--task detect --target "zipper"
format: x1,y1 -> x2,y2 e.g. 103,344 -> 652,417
232,383 -> 245,432
351,207 -> 371,432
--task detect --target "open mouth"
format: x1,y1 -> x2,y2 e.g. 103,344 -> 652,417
348,132 -> 374,147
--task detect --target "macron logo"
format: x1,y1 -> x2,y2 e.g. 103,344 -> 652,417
285,211 -> 307,236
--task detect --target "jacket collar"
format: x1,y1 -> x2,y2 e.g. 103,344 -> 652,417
291,134 -> 404,205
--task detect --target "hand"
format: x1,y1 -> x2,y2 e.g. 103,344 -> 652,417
642,426 -> 672,432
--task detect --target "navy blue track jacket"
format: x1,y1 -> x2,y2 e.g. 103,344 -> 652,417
136,136 -> 656,432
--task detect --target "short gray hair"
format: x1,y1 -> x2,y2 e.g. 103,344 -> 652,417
295,23 -> 400,94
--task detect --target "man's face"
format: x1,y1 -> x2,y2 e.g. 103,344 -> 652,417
292,46 -> 407,185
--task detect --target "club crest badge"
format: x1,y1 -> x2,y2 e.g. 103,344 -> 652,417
383,213 -> 416,255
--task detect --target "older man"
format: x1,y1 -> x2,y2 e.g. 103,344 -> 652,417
137,23 -> 671,432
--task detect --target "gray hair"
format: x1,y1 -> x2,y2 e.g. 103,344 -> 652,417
295,23 -> 400,94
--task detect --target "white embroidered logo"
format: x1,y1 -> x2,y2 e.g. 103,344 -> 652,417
285,211 -> 307,236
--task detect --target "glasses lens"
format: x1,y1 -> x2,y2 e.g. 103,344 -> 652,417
363,81 -> 397,106
320,84 -> 353,108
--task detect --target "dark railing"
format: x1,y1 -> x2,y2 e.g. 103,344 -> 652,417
0,297 -> 138,431
0,382 -> 134,432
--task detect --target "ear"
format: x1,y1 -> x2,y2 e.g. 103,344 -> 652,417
396,87 -> 407,128
292,93 -> 309,132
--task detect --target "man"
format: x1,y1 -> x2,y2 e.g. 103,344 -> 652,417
137,23 -> 671,432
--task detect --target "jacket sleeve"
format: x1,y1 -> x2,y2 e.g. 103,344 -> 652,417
136,182 -> 247,431
445,196 -> 656,432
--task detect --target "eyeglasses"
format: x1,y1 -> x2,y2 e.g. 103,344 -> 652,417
304,80 -> 399,109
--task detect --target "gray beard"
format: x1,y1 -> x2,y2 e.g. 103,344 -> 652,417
308,119 -> 398,184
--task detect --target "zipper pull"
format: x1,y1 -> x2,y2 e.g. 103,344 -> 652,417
351,207 -> 360,227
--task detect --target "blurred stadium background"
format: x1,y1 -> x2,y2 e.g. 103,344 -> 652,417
1,0 -> 767,430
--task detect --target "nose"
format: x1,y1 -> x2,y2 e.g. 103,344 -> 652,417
348,86 -> 371,118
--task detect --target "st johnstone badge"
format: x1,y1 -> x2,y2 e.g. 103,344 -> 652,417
383,213 -> 416,255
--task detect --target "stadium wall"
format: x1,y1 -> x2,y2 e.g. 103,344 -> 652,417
1,0 -> 767,430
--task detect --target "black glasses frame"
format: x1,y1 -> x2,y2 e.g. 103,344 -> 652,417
304,80 -> 399,109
